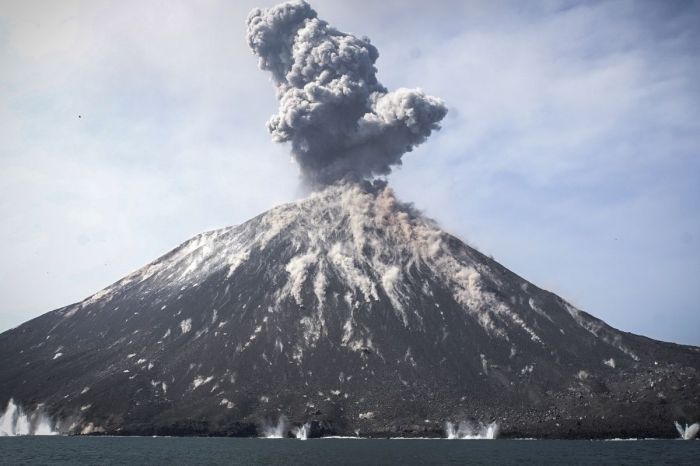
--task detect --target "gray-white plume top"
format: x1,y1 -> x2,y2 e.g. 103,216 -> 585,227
246,0 -> 448,186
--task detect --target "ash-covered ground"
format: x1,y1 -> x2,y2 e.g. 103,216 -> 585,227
1,183 -> 697,438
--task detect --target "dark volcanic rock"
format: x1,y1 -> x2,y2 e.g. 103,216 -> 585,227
1,183 -> 698,438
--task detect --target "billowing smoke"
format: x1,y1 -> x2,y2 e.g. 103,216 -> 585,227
246,0 -> 448,186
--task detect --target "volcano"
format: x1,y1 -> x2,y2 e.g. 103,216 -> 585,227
0,183 -> 698,438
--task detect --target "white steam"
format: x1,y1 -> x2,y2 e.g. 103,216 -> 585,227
445,420 -> 499,439
0,399 -> 58,436
261,415 -> 288,438
261,416 -> 312,439
293,422 -> 311,440
674,421 -> 699,440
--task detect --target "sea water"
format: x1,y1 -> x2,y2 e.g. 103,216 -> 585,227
1,437 -> 698,466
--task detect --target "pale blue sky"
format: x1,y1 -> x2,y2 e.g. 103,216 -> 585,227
1,0 -> 698,345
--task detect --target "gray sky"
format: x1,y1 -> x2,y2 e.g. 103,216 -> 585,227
1,0 -> 698,345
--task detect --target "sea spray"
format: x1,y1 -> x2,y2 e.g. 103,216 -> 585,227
445,420 -> 499,439
674,421 -> 699,440
261,415 -> 288,438
293,422 -> 311,440
0,399 -> 57,436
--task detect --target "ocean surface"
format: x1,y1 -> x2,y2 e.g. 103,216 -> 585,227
1,437 -> 698,465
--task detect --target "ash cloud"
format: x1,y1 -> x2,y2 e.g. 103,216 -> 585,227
246,0 -> 448,186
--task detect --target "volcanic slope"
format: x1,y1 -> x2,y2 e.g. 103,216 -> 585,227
1,183 -> 698,437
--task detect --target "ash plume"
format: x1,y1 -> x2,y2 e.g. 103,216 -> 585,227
246,0 -> 448,186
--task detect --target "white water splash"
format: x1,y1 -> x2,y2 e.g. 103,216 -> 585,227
674,421 -> 699,440
293,422 -> 311,440
0,399 -> 58,436
261,416 -> 288,438
445,421 -> 499,439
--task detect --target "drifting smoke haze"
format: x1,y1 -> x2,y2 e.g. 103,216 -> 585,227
246,0 -> 447,186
